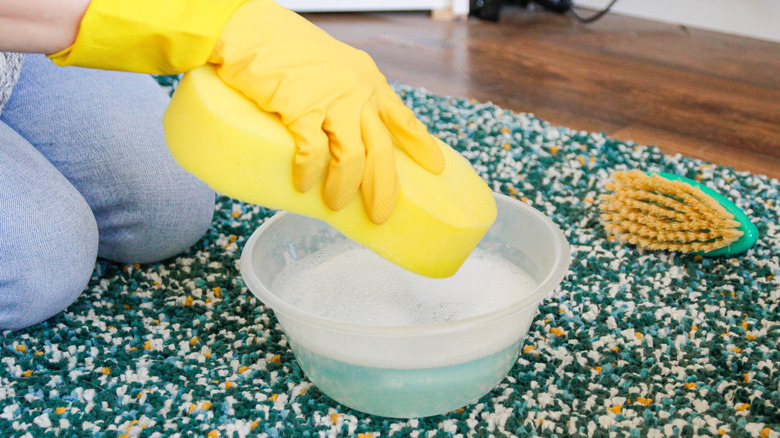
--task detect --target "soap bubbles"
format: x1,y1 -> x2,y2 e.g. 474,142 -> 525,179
272,241 -> 538,327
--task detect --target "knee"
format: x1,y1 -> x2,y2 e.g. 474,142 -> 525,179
0,197 -> 98,331
98,173 -> 215,264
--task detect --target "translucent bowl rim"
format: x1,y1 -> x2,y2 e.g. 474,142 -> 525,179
240,192 -> 571,338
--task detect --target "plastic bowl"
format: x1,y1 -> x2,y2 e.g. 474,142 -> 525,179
240,193 -> 570,418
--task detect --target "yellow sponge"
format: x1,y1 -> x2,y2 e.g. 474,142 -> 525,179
162,65 -> 497,278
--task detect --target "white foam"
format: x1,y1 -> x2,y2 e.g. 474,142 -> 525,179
271,241 -> 538,326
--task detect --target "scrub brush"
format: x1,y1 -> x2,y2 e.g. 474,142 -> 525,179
599,169 -> 758,256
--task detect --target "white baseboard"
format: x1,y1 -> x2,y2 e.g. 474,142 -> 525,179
278,0 -> 470,15
575,0 -> 780,43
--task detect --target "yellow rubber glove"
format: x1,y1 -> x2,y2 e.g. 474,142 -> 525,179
206,1 -> 445,223
48,0 -> 246,74
50,0 -> 445,224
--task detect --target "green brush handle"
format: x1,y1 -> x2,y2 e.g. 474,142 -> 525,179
653,172 -> 759,257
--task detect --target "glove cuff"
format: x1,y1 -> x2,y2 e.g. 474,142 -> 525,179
48,0 -> 247,74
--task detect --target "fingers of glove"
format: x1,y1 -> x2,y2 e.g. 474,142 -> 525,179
360,103 -> 400,225
289,111 -> 331,193
379,89 -> 445,175
321,104 -> 365,212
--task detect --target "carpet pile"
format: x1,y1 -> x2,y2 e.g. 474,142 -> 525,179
1,78 -> 778,437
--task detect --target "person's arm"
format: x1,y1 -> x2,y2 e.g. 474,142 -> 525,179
0,0 -> 89,53
44,0 -> 445,224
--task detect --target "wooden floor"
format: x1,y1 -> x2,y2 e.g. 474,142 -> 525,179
306,7 -> 780,180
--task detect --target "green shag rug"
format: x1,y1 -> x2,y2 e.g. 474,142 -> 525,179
1,77 -> 779,438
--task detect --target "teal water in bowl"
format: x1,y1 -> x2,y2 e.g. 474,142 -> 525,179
292,340 -> 522,418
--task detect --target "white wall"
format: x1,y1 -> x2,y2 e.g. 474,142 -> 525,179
575,0 -> 780,43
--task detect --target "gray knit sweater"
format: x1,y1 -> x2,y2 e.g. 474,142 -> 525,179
0,52 -> 25,116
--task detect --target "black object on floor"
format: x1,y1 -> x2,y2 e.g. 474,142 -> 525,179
471,0 -> 572,21
472,0 -> 621,24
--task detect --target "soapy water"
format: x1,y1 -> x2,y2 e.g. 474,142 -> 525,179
271,241 -> 538,326
293,339 -> 522,418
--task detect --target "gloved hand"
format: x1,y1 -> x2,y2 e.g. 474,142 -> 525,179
49,0 -> 445,224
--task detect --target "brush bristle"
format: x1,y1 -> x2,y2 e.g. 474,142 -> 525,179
600,170 -> 743,253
